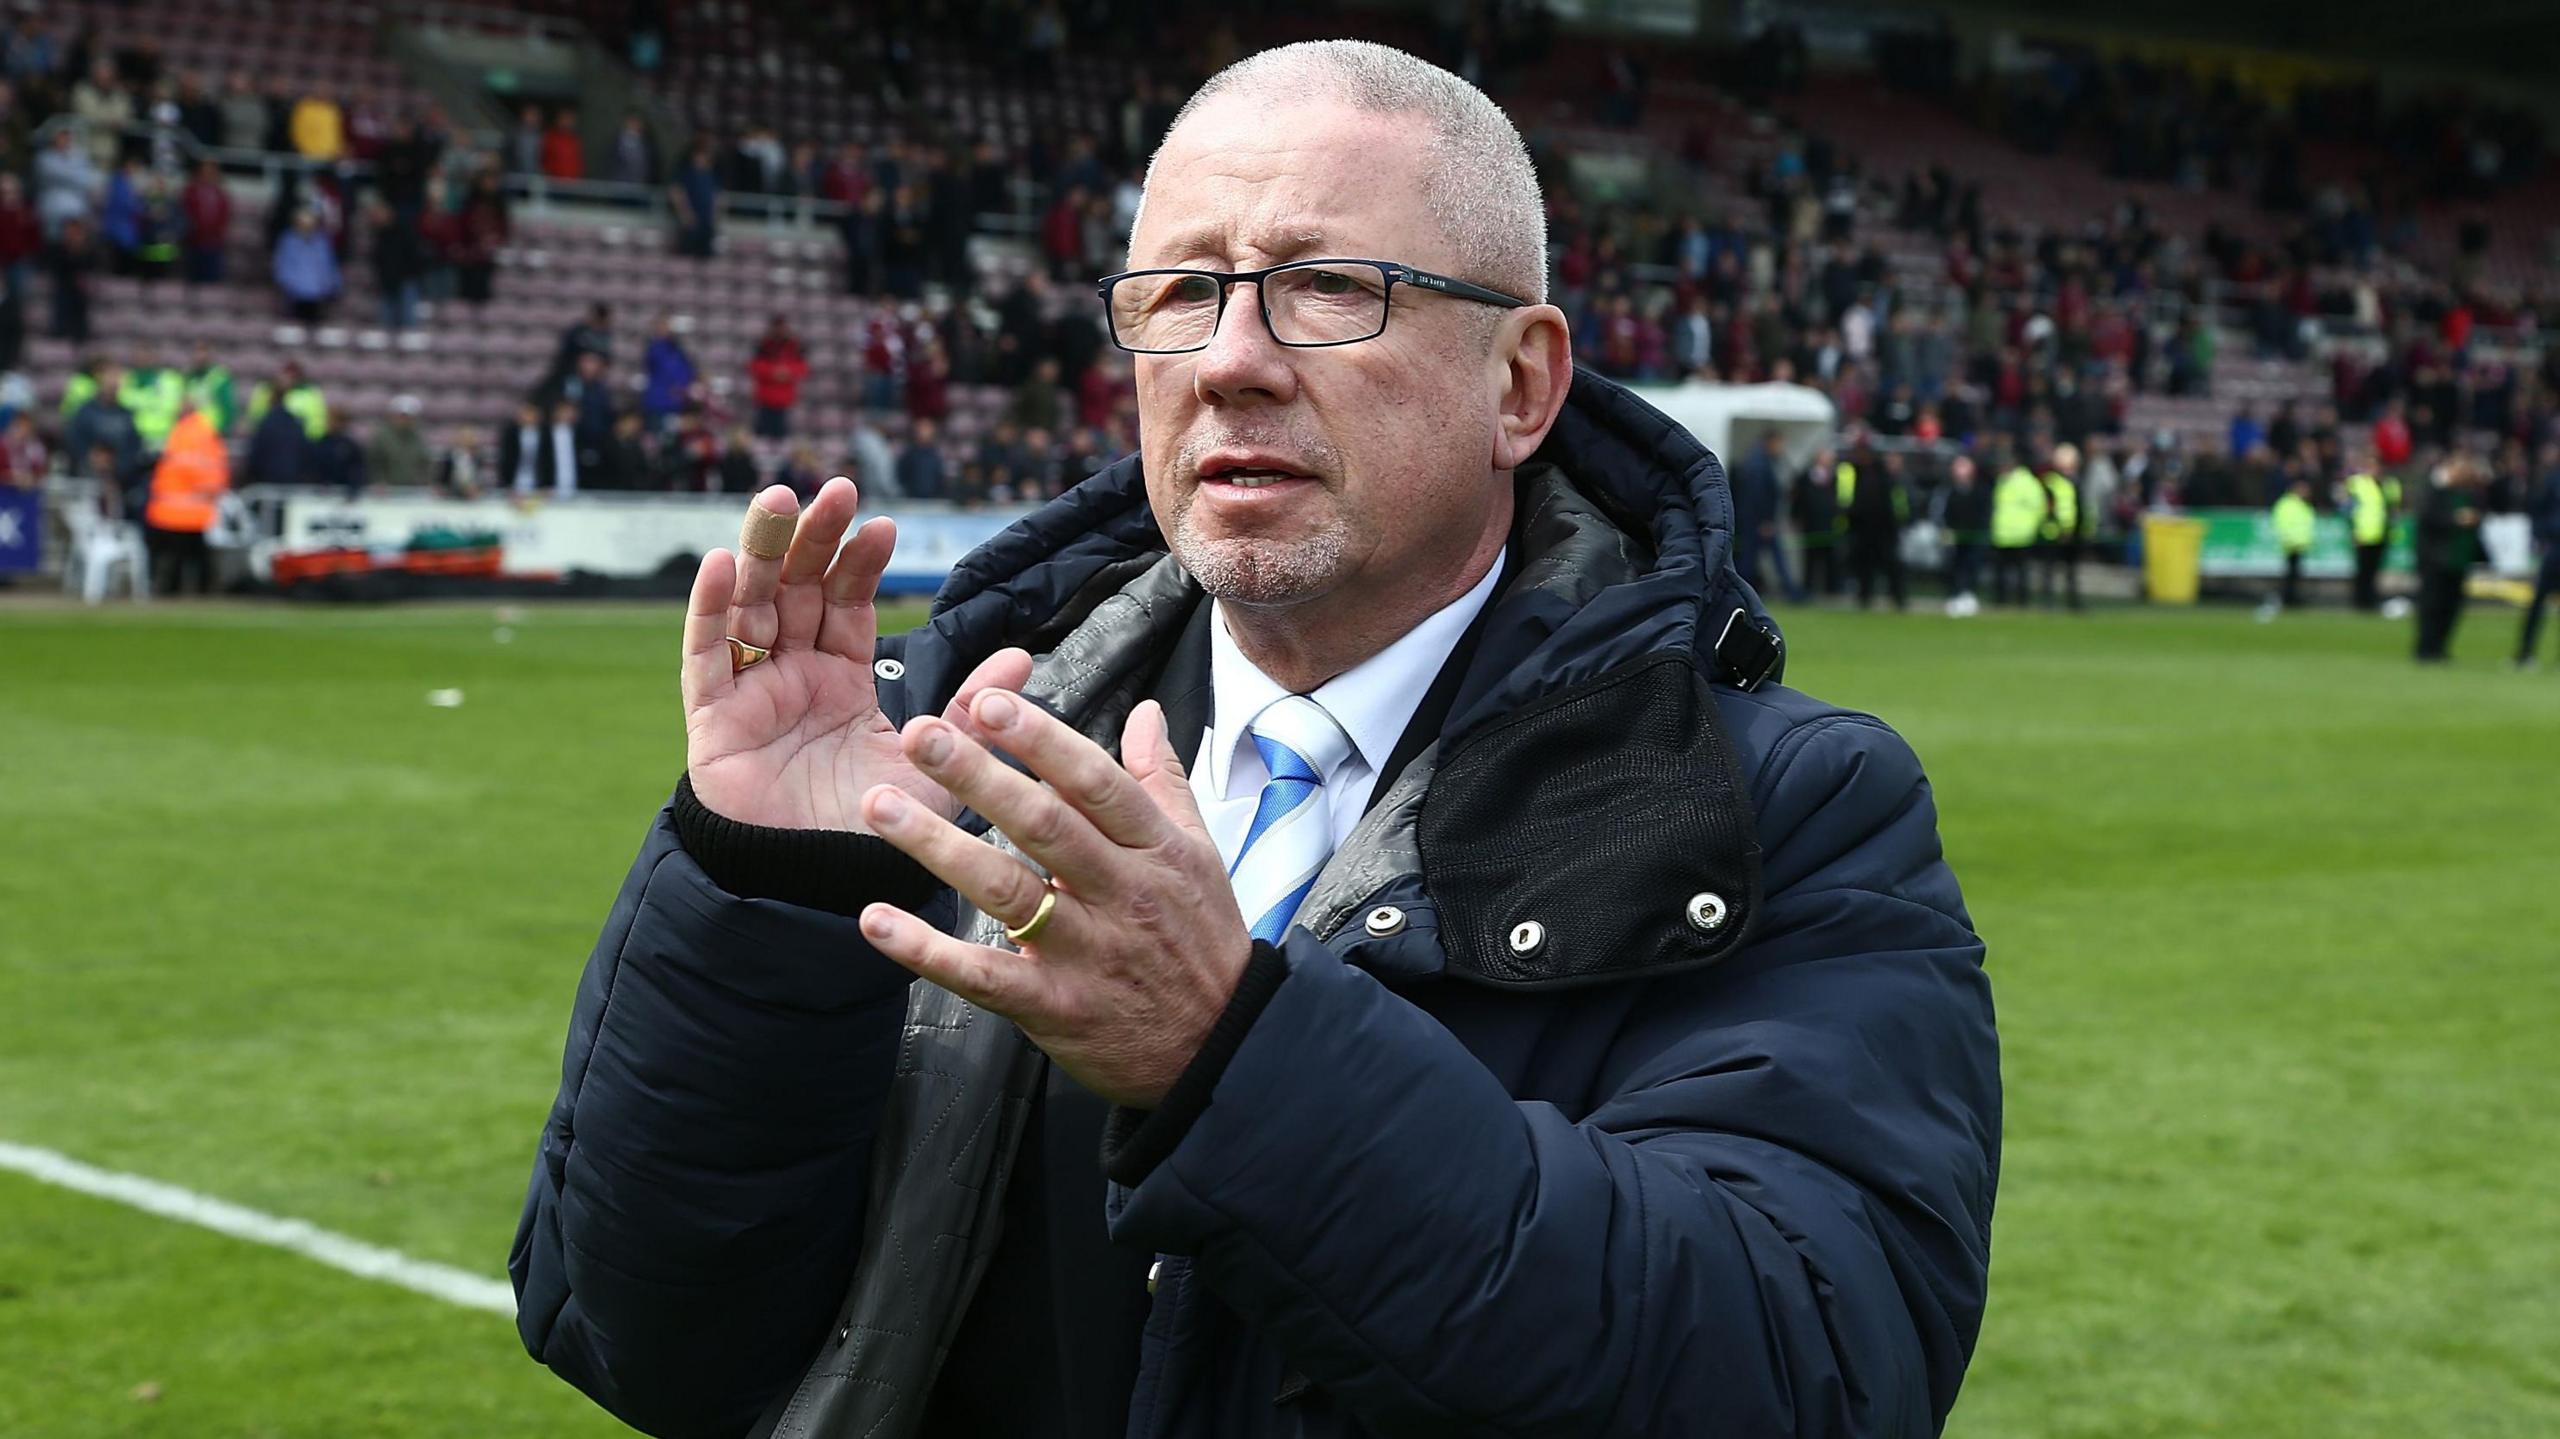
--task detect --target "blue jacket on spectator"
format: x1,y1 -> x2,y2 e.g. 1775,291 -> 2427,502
273,226 -> 340,303
675,163 -> 719,233
511,370 -> 2000,1439
892,442 -> 945,500
309,430 -> 366,498
99,169 -> 143,255
1732,442 -> 1782,535
643,336 -> 697,420
64,396 -> 139,482
244,404 -> 311,486
2229,411 -> 2264,461
2530,470 -> 2560,547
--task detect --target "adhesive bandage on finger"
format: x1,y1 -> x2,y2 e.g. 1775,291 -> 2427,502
740,503 -> 797,561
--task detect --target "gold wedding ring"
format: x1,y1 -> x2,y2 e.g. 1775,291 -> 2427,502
727,636 -> 772,671
740,503 -> 796,561
1005,881 -> 1060,945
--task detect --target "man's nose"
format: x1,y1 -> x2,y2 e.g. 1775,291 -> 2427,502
1191,282 -> 1299,409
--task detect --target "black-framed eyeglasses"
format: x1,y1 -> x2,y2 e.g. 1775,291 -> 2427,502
1095,258 -> 1529,355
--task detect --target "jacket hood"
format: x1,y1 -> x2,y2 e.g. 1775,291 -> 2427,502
909,366 -> 1785,723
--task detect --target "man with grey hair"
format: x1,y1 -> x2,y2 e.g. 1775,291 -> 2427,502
1129,41 -> 1550,306
514,39 -> 1997,1439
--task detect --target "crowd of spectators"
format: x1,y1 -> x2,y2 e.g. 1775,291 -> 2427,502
4,226 -> 1142,520
1548,136 -> 2180,535
1967,49 -> 2548,211
638,107 -> 1152,308
1544,45 -> 2554,561
0,3 -> 1157,491
457,294 -> 1141,508
5,2 -> 2555,598
0,13 -> 521,348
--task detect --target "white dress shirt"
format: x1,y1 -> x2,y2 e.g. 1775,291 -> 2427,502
1191,554 -> 1505,868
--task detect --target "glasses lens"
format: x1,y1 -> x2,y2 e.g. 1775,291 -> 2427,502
1110,271 -> 1223,353
1265,262 -> 1389,345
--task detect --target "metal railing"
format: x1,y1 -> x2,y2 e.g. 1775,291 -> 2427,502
29,113 -> 868,236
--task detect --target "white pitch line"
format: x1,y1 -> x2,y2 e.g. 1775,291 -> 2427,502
0,1139 -> 515,1315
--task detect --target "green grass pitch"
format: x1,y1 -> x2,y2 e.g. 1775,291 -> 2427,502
3,597 -> 2555,1437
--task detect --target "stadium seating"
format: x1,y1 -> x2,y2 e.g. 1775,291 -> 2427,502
14,0 -> 2549,494
51,0 -> 420,111
27,216 -> 942,444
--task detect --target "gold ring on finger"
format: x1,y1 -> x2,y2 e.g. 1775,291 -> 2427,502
727,636 -> 772,672
1004,881 -> 1059,946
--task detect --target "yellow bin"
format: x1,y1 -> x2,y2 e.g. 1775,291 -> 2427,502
2143,515 -> 2206,604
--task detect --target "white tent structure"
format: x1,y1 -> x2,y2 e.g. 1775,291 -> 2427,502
1625,380 -> 1838,473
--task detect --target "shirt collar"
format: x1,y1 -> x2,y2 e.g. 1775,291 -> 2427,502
1200,551 -> 1505,800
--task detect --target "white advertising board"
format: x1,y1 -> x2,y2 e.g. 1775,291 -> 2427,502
269,493 -> 1039,592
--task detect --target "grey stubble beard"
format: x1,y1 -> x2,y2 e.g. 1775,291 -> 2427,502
1164,429 -> 1352,607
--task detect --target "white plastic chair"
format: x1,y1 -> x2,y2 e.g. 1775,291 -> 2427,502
60,500 -> 150,605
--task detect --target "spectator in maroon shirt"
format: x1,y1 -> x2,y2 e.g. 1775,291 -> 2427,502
2283,269 -> 2317,322
2089,305 -> 2133,367
2054,274 -> 2089,333
1598,294 -> 1641,377
860,312 -> 905,411
416,173 -> 460,298
1041,185 -> 1086,280
0,413 -> 47,488
1944,236 -> 1976,288
1633,304 -> 1669,381
541,110 -> 584,182
2442,302 -> 2475,356
2373,397 -> 2414,469
745,315 -> 810,439
0,174 -> 38,289
454,168 -> 508,304
904,337 -> 951,424
1992,348 -> 2027,412
820,143 -> 868,207
1834,363 -> 1872,426
1076,353 -> 1130,430
345,88 -> 390,164
1556,232 -> 1591,293
180,160 -> 231,285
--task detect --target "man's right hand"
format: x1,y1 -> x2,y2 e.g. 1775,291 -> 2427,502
681,478 -> 1033,832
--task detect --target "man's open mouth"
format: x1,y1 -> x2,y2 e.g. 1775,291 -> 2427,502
1198,453 -> 1318,490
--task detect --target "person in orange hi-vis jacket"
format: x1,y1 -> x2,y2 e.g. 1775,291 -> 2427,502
143,403 -> 230,596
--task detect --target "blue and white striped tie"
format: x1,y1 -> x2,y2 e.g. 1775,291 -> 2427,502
1229,695 -> 1355,945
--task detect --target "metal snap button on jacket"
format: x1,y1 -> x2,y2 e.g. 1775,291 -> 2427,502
1363,905 -> 1407,938
1685,892 -> 1729,933
1507,920 -> 1544,956
873,657 -> 906,681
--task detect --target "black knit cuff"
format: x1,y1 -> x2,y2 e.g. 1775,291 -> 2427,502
671,773 -> 946,919
1100,941 -> 1291,1188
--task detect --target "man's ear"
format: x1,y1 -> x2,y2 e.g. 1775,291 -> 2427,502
1492,305 -> 1573,472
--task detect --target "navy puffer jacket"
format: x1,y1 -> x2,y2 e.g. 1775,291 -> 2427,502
512,369 -> 2000,1438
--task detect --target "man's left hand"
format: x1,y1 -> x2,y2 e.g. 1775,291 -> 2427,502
855,650 -> 1252,1108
